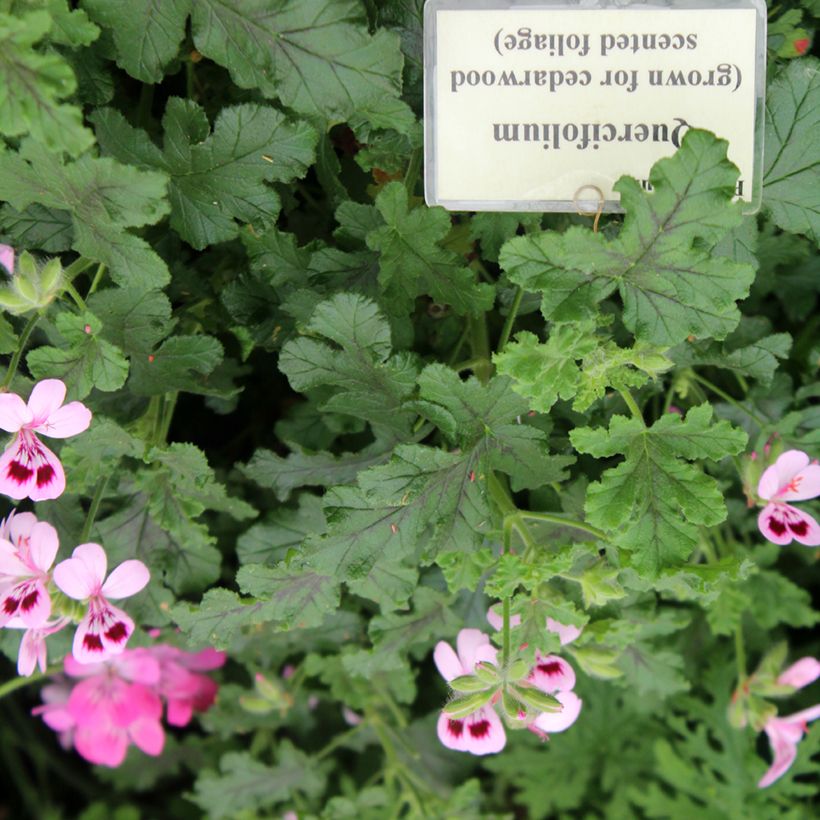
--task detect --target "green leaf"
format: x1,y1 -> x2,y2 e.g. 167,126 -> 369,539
93,100 -> 317,249
0,11 -> 95,155
27,310 -> 129,399
500,130 -> 754,345
279,293 -> 417,436
469,212 -> 541,263
0,203 -> 73,252
190,0 -> 405,125
366,182 -> 494,315
0,143 -> 170,289
87,287 -> 173,358
763,56 -> 820,244
128,334 -> 223,395
83,0 -> 190,83
571,405 -> 747,576
191,745 -> 324,819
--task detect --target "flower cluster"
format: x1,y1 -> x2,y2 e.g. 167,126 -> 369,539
33,644 -> 226,767
433,610 -> 582,755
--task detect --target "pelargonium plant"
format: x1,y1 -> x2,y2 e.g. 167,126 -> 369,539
0,2 -> 817,817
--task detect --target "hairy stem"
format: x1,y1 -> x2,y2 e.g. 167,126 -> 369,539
618,389 -> 643,421
1,312 -> 39,389
734,625 -> 747,682
403,147 -> 423,197
80,476 -> 108,543
516,510 -> 609,541
0,667 -> 59,701
690,371 -> 767,428
497,286 -> 523,352
469,314 -> 492,384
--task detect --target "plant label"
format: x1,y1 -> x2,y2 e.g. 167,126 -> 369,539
424,0 -> 766,213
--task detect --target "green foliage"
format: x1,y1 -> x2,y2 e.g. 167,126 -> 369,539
0,6 -> 816,818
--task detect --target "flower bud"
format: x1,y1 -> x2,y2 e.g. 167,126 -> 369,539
506,659 -> 530,682
0,250 -> 65,315
474,661 -> 500,685
239,695 -> 276,715
442,689 -> 494,718
449,674 -> 493,693
500,689 -> 528,724
511,683 -> 563,713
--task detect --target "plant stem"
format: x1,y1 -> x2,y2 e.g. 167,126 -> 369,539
314,721 -> 366,761
618,389 -> 643,421
734,626 -> 747,682
63,281 -> 87,311
497,286 -> 523,352
62,257 -> 94,281
0,667 -> 59,701
1,312 -> 39,389
86,263 -> 106,297
517,510 -> 609,541
469,314 -> 492,384
157,391 -> 178,443
403,147 -> 422,196
80,477 -> 108,543
690,372 -> 767,428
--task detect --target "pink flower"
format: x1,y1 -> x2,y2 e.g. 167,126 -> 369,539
53,543 -> 149,663
778,657 -> 820,689
147,645 -> 226,726
0,244 -> 14,275
486,606 -> 582,646
11,617 -> 70,676
0,379 -> 91,500
434,629 -> 506,755
758,705 -> 820,788
0,518 -> 60,627
757,450 -> 820,546
32,682 -> 75,749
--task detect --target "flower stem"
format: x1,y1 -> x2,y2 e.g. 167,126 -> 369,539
86,263 -> 106,297
314,721 -> 367,761
618,389 -> 643,421
497,286 -> 523,352
62,257 -> 94,281
0,667 -> 59,701
690,372 -> 767,428
403,147 -> 423,197
63,281 -> 87,311
469,314 -> 492,384
80,477 -> 108,543
516,510 -> 609,541
734,625 -> 747,682
1,312 -> 39,389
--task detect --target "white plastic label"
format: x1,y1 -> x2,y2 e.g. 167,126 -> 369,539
424,0 -> 766,212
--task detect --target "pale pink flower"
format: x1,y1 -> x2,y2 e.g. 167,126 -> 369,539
0,379 -> 91,500
757,450 -> 820,546
758,705 -> 820,788
11,617 -> 70,676
0,518 -> 60,627
0,244 -> 14,275
486,605 -> 581,646
434,629 -> 506,755
778,657 -> 820,689
32,681 -> 75,749
532,691 -> 583,734
53,543 -> 149,663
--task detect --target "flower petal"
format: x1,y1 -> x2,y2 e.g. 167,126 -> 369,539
0,580 -> 51,627
74,723 -> 128,768
782,704 -> 820,725
547,618 -> 582,645
0,541 -> 33,577
757,503 -> 820,546
7,510 -> 38,547
777,657 -> 820,689
0,244 -> 14,275
26,438 -> 66,501
17,629 -> 42,676
758,721 -> 799,788
0,394 -> 31,433
34,401 -> 92,439
433,640 -> 464,681
101,559 -> 150,599
530,653 -> 576,693
456,628 -> 492,672
28,521 -> 59,573
71,610 -> 110,664
437,710 -> 469,752
53,554 -> 102,601
461,706 -> 506,755
129,718 -> 165,756
183,647 -> 227,671
534,690 -> 583,733
166,699 -> 194,727
99,603 -> 135,656
26,380 -> 66,426
0,436 -> 36,500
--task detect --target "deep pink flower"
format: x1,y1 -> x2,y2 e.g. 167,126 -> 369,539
0,380 -> 91,500
757,450 -> 820,546
758,705 -> 820,788
486,606 -> 581,645
0,244 -> 13,275
53,543 -> 149,663
434,629 -> 506,755
32,681 -> 75,748
147,645 -> 226,726
0,518 -> 60,628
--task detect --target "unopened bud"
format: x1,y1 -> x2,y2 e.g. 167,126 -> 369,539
506,659 -> 530,682
501,689 -> 527,724
511,683 -> 562,713
239,695 -> 275,715
449,674 -> 492,693
442,690 -> 494,718
474,662 -> 500,685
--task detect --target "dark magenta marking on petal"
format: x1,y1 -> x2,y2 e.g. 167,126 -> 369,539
3,596 -> 19,615
538,661 -> 563,676
36,464 -> 55,488
8,461 -> 32,484
468,719 -> 491,739
447,719 -> 464,738
789,519 -> 808,537
20,589 -> 39,612
83,633 -> 104,652
768,516 -> 786,536
105,621 -> 128,643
